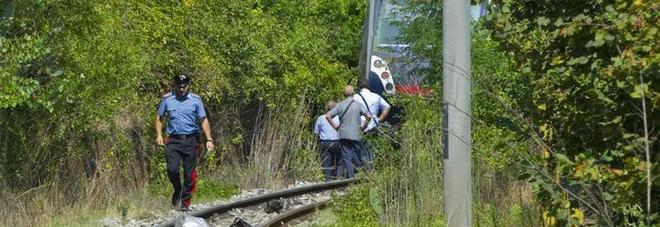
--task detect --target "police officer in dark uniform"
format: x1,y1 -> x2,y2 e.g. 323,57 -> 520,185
155,74 -> 214,211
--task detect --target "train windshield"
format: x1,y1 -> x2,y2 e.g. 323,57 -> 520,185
361,0 -> 430,94
374,0 -> 403,47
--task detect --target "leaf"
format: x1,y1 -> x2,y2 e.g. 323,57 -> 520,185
502,6 -> 510,14
539,123 -> 553,140
594,89 -> 614,104
616,80 -> 627,88
630,83 -> 648,98
598,116 -> 622,126
551,56 -> 564,65
536,17 -> 550,26
369,187 -> 384,216
537,103 -> 547,111
555,153 -> 574,165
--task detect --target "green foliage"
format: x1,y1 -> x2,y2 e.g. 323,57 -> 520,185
0,0 -> 366,205
390,1 -> 539,226
188,179 -> 240,202
332,186 -> 379,227
391,0 -> 531,174
486,0 -> 659,225
476,203 -> 537,227
390,0 -> 443,85
328,95 -> 445,226
367,95 -> 445,226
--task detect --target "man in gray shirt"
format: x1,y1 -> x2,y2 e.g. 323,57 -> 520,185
325,85 -> 372,178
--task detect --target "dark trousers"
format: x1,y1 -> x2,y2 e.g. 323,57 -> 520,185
360,132 -> 377,172
165,136 -> 199,208
319,140 -> 340,181
355,141 -> 373,172
338,139 -> 364,179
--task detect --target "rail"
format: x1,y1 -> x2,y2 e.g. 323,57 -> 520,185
156,178 -> 357,227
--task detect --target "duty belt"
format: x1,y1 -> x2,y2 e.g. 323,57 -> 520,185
320,140 -> 340,142
169,133 -> 198,139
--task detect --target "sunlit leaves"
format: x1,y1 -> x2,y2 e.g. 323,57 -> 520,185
486,0 -> 658,224
630,83 -> 649,99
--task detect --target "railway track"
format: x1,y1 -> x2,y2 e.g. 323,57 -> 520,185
258,199 -> 330,227
155,178 -> 357,227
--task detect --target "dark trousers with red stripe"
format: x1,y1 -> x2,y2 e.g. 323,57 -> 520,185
165,136 -> 199,208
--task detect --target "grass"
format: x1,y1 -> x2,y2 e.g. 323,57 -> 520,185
236,99 -> 323,189
0,95 -> 540,226
327,95 -> 538,227
332,186 -> 380,227
296,208 -> 339,227
474,179 -> 539,226
146,178 -> 239,204
0,97 -> 319,226
0,178 -> 239,227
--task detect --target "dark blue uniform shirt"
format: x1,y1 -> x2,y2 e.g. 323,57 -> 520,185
157,92 -> 207,135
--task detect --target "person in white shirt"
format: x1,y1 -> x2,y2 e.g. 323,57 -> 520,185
354,80 -> 391,133
313,100 -> 341,181
353,80 -> 391,171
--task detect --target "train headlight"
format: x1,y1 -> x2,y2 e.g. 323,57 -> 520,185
373,60 -> 383,68
381,71 -> 390,79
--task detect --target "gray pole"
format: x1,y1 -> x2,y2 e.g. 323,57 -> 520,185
364,0 -> 376,82
442,0 -> 472,226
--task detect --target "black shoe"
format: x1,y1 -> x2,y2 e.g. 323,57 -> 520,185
173,200 -> 191,212
178,205 -> 192,212
173,200 -> 181,211
171,189 -> 181,206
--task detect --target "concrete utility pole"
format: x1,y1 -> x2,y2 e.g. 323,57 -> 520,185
364,0 -> 377,81
442,0 -> 472,226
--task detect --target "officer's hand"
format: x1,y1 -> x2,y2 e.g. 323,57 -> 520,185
206,141 -> 215,151
156,135 -> 164,146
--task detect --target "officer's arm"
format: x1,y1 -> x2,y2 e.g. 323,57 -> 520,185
201,117 -> 215,151
201,117 -> 213,141
155,115 -> 164,145
155,97 -> 168,145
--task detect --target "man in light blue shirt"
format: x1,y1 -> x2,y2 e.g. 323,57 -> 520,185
155,74 -> 214,211
313,100 -> 340,181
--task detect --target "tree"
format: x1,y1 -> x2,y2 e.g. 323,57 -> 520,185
486,0 -> 658,225
0,0 -> 366,192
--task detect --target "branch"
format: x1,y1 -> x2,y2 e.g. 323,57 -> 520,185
639,73 -> 652,219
